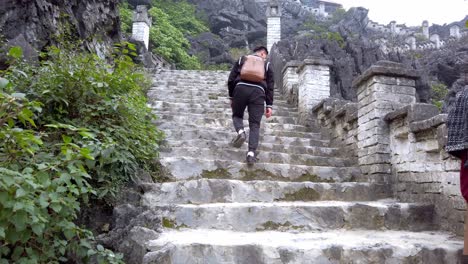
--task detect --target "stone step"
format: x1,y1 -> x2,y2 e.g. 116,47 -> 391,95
149,201 -> 435,232
149,101 -> 298,112
141,179 -> 391,205
156,118 -> 314,133
160,129 -> 329,147
154,113 -> 299,126
159,157 -> 361,182
164,139 -> 343,157
146,229 -> 463,264
157,126 -> 322,140
149,99 -> 295,108
152,105 -> 299,118
153,111 -> 299,123
160,147 -> 353,167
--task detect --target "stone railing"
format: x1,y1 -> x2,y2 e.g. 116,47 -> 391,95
385,104 -> 463,236
280,57 -> 333,126
312,99 -> 359,168
282,60 -> 465,235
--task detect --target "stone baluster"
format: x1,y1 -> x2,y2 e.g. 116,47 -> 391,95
281,61 -> 301,106
132,5 -> 152,51
296,58 -> 333,125
352,61 -> 419,182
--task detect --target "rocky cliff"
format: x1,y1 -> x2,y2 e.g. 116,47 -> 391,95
0,0 -> 121,69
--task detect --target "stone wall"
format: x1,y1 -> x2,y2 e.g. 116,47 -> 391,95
385,104 -> 465,235
312,99 -> 359,167
284,60 -> 466,236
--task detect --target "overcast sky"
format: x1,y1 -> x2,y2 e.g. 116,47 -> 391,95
339,0 -> 468,26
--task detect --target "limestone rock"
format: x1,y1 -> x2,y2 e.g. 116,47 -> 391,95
0,0 -> 121,68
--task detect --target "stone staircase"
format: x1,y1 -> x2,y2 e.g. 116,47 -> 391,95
143,70 -> 463,263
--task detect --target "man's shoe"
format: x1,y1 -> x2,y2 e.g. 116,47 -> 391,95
246,151 -> 257,166
231,131 -> 246,148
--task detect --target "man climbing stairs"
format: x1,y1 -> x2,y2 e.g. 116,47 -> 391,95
142,69 -> 463,263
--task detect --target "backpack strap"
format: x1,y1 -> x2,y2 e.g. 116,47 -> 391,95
265,62 -> 270,72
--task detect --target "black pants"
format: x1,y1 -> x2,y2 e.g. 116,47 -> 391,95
232,84 -> 265,152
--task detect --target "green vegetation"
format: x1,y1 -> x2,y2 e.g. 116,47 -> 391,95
0,43 -> 163,262
300,16 -> 345,48
119,0 -> 210,69
431,82 -> 449,111
281,188 -> 321,201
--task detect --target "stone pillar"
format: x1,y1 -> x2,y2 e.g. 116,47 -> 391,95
281,61 -> 301,105
132,5 -> 152,50
318,1 -> 326,17
422,20 -> 430,39
352,61 -> 419,182
390,21 -> 397,35
450,25 -> 461,39
430,34 -> 441,49
296,58 -> 333,125
266,0 -> 281,52
405,36 -> 416,50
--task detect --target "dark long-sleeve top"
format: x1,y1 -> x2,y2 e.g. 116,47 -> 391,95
227,55 -> 275,109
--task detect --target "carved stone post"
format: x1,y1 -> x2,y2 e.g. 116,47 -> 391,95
266,0 -> 281,52
132,5 -> 152,51
281,61 -> 301,106
296,58 -> 333,125
352,61 -> 419,182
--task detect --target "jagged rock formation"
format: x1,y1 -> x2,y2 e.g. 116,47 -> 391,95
0,0 -> 121,68
270,7 -> 468,106
106,69 -> 463,263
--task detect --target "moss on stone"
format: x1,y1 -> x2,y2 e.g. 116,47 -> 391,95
296,173 -> 335,183
162,217 -> 189,230
162,217 -> 176,229
208,94 -> 218,100
281,188 -> 321,201
257,221 -> 304,231
240,168 -> 284,181
201,168 -> 232,179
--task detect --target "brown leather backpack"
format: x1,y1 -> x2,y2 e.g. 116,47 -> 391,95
240,55 -> 266,83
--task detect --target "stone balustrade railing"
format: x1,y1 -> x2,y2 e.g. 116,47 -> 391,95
280,59 -> 465,236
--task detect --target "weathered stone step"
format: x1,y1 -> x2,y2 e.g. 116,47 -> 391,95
150,201 -> 435,232
156,118 -> 314,133
160,129 -> 329,147
154,113 -> 299,126
150,99 -> 295,108
164,139 -> 342,157
152,105 -> 299,117
159,126 -> 322,140
141,179 -> 390,205
159,157 -> 361,182
150,101 -> 298,112
146,229 -> 462,264
160,147 -> 352,167
153,111 -> 299,122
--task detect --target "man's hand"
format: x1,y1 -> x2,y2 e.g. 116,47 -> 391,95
265,108 -> 272,118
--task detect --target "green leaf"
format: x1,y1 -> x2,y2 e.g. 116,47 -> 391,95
466,20 -> 468,28
11,93 -> 26,99
79,131 -> 96,139
96,244 -> 104,252
62,135 -> 72,144
31,223 -> 45,236
0,78 -> 9,90
80,148 -> 95,160
15,188 -> 27,198
0,227 -> 5,239
8,46 -> 23,59
50,203 -> 62,213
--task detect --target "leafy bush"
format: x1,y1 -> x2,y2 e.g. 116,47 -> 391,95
148,6 -> 201,69
152,0 -> 209,36
0,44 -> 163,262
119,2 -> 133,34
431,82 -> 449,111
